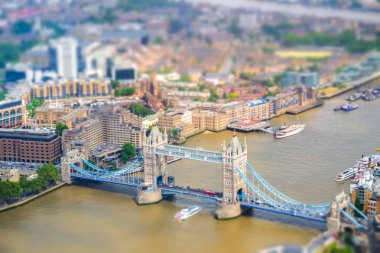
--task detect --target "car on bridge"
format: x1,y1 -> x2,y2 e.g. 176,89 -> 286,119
204,189 -> 217,197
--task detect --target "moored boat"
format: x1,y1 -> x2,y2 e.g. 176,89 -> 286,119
341,103 -> 358,112
275,124 -> 305,139
335,167 -> 359,182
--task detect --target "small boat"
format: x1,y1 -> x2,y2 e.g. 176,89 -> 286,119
335,167 -> 358,182
341,103 -> 358,112
175,206 -> 201,221
346,93 -> 361,101
334,106 -> 341,111
363,95 -> 376,101
275,124 -> 305,139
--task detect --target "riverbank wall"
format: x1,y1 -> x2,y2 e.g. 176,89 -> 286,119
0,182 -> 66,213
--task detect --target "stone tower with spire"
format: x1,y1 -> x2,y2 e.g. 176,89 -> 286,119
216,135 -> 248,219
142,126 -> 168,186
221,135 -> 248,204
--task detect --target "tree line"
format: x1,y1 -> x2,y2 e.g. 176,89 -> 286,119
0,164 -> 61,205
262,22 -> 380,53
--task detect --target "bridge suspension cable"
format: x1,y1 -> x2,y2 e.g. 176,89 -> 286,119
246,163 -> 330,210
238,168 -> 330,215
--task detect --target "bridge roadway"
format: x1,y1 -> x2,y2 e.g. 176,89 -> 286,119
71,172 -> 327,223
155,144 -> 223,163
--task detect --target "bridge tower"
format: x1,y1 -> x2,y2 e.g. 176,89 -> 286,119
136,126 -> 168,205
327,191 -> 351,232
61,149 -> 86,184
215,135 -> 248,219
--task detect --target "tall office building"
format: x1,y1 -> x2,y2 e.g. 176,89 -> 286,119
50,37 -> 79,78
112,60 -> 138,83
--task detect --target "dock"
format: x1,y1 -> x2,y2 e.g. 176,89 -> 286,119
286,100 -> 324,115
227,119 -> 271,133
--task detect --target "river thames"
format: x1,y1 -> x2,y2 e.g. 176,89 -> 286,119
0,80 -> 380,253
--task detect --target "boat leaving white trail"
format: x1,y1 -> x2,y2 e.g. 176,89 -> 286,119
174,206 -> 201,221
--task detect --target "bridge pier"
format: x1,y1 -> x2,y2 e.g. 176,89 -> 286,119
136,187 -> 163,205
215,202 -> 242,220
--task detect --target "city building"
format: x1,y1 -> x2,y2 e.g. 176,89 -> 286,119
158,110 -> 188,129
50,37 -> 79,78
0,129 -> 62,164
112,59 -> 138,83
246,98 -> 272,120
35,104 -> 88,128
0,100 -> 26,128
350,170 -> 380,216
192,110 -> 228,132
29,79 -> 112,99
35,104 -> 71,126
270,86 -> 316,115
281,71 -> 319,88
62,106 -> 143,160
58,107 -> 88,129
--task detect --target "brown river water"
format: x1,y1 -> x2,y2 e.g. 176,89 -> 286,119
0,80 -> 379,253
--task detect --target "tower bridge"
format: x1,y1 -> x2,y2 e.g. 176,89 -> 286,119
60,126 -> 366,230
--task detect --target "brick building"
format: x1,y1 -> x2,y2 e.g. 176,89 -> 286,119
0,129 -> 62,164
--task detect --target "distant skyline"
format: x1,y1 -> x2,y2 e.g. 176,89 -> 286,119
187,0 -> 380,24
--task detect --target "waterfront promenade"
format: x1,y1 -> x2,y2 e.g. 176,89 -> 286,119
319,71 -> 380,99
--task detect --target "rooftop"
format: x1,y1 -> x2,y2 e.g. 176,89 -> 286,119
0,128 -> 59,142
0,100 -> 23,110
247,98 -> 268,107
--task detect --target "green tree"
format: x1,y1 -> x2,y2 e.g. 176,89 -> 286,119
42,20 -> 66,38
121,143 -> 136,162
228,18 -> 242,37
115,87 -> 135,96
0,43 -> 22,68
55,122 -> 68,136
179,75 -> 191,82
239,72 -> 253,80
37,164 -> 61,187
229,92 -> 240,100
0,180 -> 21,203
11,20 -> 32,34
128,103 -> 154,117
169,19 -> 182,34
111,80 -> 120,89
168,128 -> 180,140
262,45 -> 275,54
153,36 -> 164,44
27,98 -> 44,117
117,0 -> 174,12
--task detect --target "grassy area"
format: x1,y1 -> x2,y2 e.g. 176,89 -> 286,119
275,50 -> 332,59
317,83 -> 348,97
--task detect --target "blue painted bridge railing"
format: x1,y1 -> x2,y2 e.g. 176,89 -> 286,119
155,144 -> 223,163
